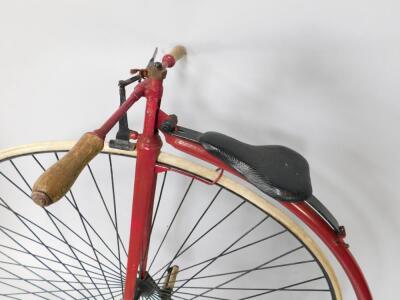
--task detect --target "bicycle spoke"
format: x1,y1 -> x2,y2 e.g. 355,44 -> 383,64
155,229 -> 288,281
169,295 -> 190,300
0,250 -> 74,299
36,153 -> 126,289
0,168 -> 120,299
150,172 -> 167,237
45,211 -> 107,297
0,279 -> 53,300
0,294 -> 23,300
0,222 -> 80,299
0,200 -> 122,281
0,242 -> 121,284
68,190 -> 112,300
0,224 -> 121,282
0,166 -> 125,280
0,265 -> 52,300
179,246 -> 305,299
156,187 -> 223,285
148,178 -> 195,271
9,160 -> 31,193
169,259 -> 316,283
0,187 -> 91,299
173,291 -> 229,300
238,276 -> 327,299
10,159 -> 103,298
74,285 -> 123,297
0,253 -> 120,291
45,207 -> 124,276
0,276 -> 122,287
0,257 -> 120,284
3,284 -> 122,297
75,290 -> 123,300
173,215 -> 270,293
109,154 -> 125,291
49,153 -> 126,271
152,199 -> 246,278
174,285 -> 329,292
87,163 -> 128,256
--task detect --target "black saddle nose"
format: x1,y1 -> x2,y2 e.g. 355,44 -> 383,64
199,132 -> 312,201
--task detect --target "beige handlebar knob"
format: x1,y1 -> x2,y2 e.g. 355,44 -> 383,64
170,45 -> 187,62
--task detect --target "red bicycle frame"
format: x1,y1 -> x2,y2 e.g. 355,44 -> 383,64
93,50 -> 373,300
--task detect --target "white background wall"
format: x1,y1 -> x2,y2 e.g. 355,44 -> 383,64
1,1 -> 399,298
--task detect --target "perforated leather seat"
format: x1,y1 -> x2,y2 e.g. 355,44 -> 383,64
199,132 -> 312,201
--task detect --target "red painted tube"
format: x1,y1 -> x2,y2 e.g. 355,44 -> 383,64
162,54 -> 176,68
123,48 -> 185,299
282,201 -> 373,300
124,134 -> 162,300
124,78 -> 165,299
163,132 -> 240,175
94,83 -> 145,139
163,132 -> 373,299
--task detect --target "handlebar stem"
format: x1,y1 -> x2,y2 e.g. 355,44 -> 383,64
93,45 -> 185,141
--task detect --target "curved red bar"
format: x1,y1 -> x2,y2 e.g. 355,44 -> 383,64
281,201 -> 373,300
164,132 -> 373,300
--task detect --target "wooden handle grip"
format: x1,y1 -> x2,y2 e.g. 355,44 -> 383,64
170,45 -> 187,62
31,132 -> 104,207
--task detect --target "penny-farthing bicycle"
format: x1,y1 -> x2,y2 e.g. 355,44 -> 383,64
0,46 -> 372,299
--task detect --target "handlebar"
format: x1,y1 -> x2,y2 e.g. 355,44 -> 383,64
162,45 -> 187,68
170,45 -> 187,62
31,45 -> 186,207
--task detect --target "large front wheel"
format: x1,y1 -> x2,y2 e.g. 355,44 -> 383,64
0,141 -> 341,299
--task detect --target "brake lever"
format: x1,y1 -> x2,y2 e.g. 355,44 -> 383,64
147,47 -> 158,66
119,75 -> 141,88
129,47 -> 159,80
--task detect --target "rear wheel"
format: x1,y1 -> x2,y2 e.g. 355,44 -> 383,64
0,141 -> 341,300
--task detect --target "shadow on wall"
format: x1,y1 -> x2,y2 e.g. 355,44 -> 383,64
166,33 -> 400,294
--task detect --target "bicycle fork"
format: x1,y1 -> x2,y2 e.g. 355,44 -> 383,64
123,132 -> 161,300
122,68 -> 171,299
89,55 -> 178,299
89,74 -> 167,299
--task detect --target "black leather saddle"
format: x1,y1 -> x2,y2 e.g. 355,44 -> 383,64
199,132 -> 312,201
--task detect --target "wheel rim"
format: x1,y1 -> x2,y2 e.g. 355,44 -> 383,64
0,142 -> 340,300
